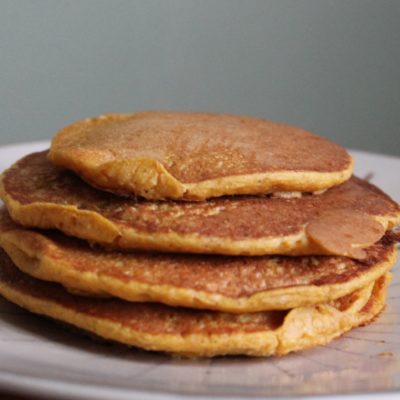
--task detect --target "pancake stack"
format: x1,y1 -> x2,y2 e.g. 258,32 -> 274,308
0,111 -> 399,357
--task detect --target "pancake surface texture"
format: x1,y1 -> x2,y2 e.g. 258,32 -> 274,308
0,251 -> 388,357
1,152 -> 399,257
48,112 -> 353,200
0,210 -> 396,312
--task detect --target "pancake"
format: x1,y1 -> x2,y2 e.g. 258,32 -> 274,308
1,152 -> 399,257
0,251 -> 388,357
48,111 -> 353,200
0,210 -> 396,312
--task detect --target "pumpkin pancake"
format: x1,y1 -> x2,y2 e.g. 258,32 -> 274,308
0,251 -> 389,357
1,152 -> 399,257
48,112 -> 353,200
0,210 -> 396,312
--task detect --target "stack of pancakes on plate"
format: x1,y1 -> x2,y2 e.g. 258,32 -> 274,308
0,111 -> 399,357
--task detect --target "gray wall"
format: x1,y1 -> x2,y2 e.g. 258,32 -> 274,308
1,0 -> 400,155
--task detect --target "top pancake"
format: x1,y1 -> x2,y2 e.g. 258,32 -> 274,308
48,111 -> 353,200
1,151 -> 399,257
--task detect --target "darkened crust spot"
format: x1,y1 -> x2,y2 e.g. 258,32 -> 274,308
359,275 -> 386,315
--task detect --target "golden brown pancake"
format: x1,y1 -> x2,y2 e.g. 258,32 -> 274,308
1,152 -> 399,257
48,112 -> 353,200
0,210 -> 396,312
0,251 -> 388,357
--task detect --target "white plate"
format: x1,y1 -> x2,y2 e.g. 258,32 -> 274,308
0,142 -> 399,400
